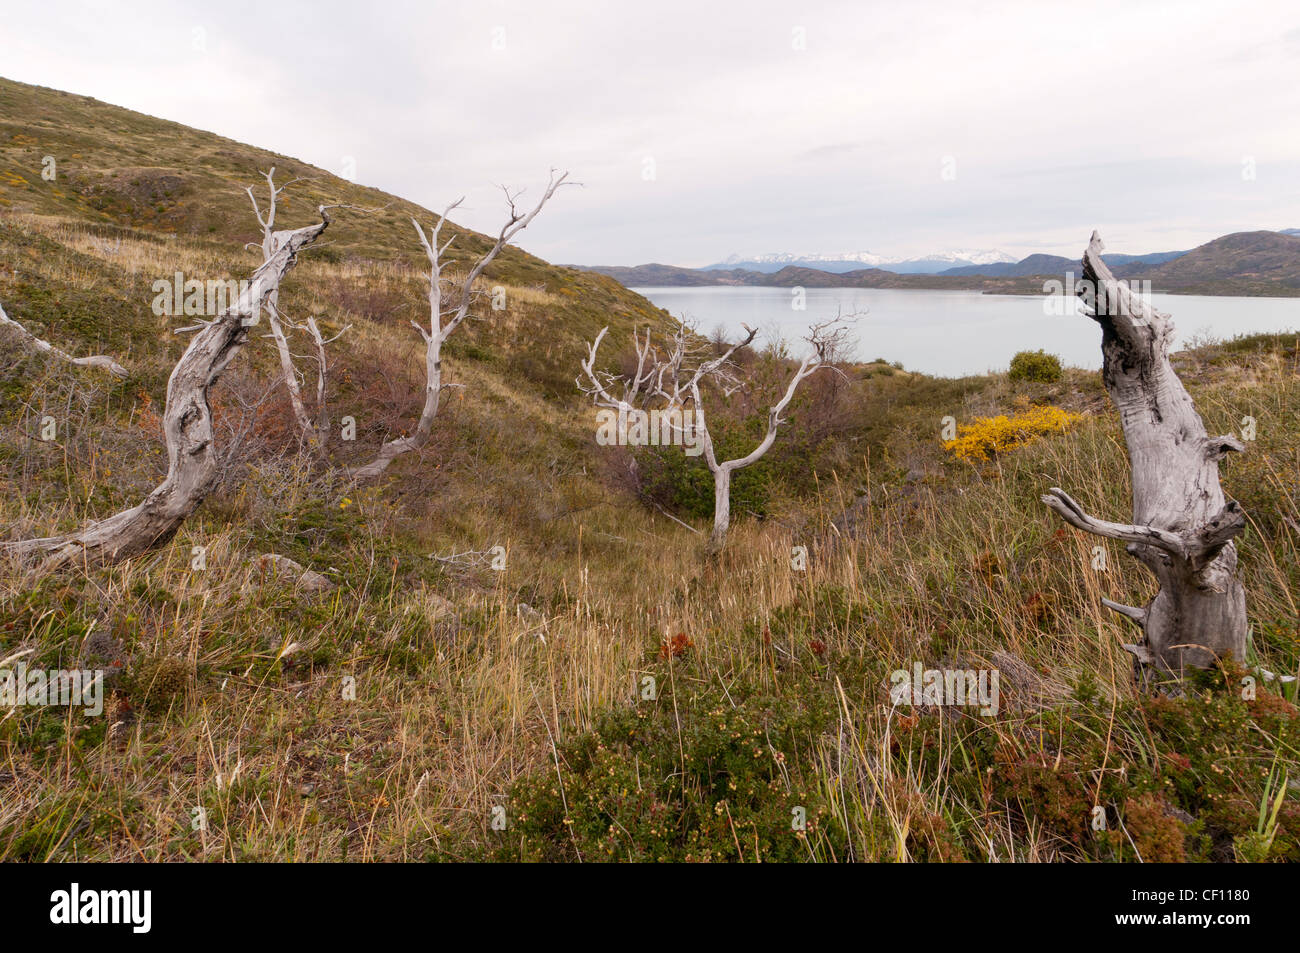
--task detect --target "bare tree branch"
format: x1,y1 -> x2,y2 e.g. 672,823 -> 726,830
350,171 -> 570,480
0,300 -> 127,377
248,167 -> 319,442
579,315 -> 853,551
305,315 -> 348,435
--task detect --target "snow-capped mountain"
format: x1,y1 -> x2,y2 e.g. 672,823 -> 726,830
716,250 -> 892,268
912,249 -> 1018,266
705,248 -> 1018,275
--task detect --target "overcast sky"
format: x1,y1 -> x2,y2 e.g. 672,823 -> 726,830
3,0 -> 1300,266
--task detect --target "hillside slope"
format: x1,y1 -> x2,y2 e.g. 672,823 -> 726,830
0,76 -> 665,349
2,78 -> 528,267
1117,230 -> 1300,293
0,77 -> 675,525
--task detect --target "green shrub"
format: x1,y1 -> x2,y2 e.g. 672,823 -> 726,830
493,668 -> 847,861
1008,349 -> 1063,384
633,428 -> 773,521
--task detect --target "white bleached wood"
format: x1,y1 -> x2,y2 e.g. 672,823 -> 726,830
305,314 -> 347,435
579,317 -> 849,552
350,171 -> 569,481
1,211 -> 330,571
1042,232 -> 1247,675
247,167 -> 316,440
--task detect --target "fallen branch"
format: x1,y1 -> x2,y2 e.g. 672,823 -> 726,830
0,300 -> 127,377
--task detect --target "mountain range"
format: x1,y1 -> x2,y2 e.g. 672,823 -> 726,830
704,249 -> 1019,274
938,249 -> 1190,277
576,231 -> 1300,296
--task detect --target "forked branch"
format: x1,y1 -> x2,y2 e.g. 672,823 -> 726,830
579,316 -> 853,551
350,171 -> 570,481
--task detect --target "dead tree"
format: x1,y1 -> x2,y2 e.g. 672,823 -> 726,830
350,171 -> 569,480
1042,231 -> 1246,676
0,301 -> 127,377
304,314 -> 348,435
580,318 -> 848,551
247,167 -> 317,441
0,210 -> 330,571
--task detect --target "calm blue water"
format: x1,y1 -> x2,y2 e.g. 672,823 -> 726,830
630,286 -> 1300,377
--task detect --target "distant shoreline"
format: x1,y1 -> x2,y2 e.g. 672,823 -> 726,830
575,230 -> 1300,299
623,282 -> 1300,300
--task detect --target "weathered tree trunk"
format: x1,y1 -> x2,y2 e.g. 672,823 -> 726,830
350,323 -> 444,480
1042,232 -> 1247,676
709,465 -> 732,551
1,211 -> 329,572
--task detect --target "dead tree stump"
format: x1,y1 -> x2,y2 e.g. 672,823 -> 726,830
1042,232 -> 1247,676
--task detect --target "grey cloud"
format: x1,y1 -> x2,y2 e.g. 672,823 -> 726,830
1,0 -> 1298,265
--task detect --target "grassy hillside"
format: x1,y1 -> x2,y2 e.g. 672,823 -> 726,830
1118,231 -> 1300,294
1,78 -> 1297,863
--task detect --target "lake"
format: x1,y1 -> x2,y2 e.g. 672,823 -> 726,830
630,286 -> 1300,377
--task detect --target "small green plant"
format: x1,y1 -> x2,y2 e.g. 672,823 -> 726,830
1008,349 -> 1063,384
1235,763 -> 1290,861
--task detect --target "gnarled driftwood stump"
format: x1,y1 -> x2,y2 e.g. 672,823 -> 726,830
1043,231 -> 1246,676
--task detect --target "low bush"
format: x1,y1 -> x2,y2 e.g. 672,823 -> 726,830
1009,349 -> 1063,384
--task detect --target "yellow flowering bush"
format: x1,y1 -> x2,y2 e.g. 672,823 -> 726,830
944,405 -> 1085,462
